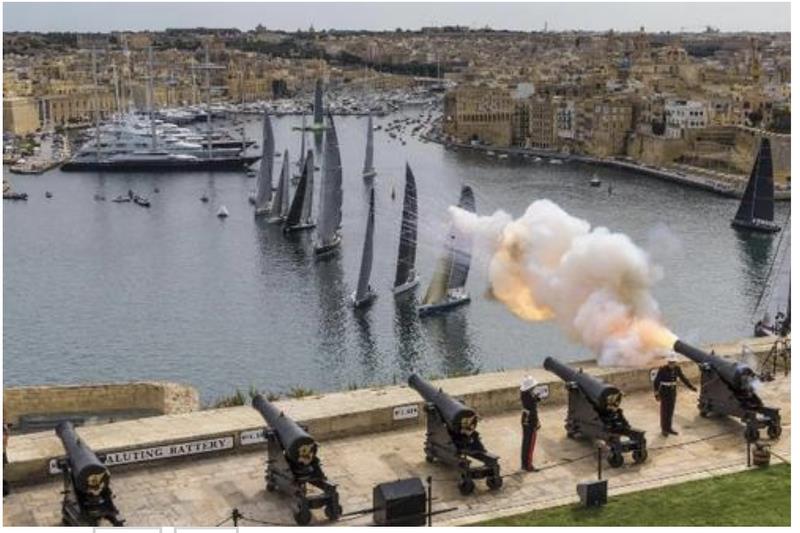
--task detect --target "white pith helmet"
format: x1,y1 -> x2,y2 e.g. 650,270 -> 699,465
520,375 -> 537,391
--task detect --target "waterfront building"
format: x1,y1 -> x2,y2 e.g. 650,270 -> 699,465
443,84 -> 513,146
665,99 -> 709,139
3,96 -> 40,134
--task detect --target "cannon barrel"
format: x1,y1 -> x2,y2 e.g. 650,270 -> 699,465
252,394 -> 317,465
408,373 -> 477,433
543,357 -> 622,411
55,422 -> 109,494
673,340 -> 755,390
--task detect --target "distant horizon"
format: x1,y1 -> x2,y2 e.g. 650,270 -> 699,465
3,2 -> 791,33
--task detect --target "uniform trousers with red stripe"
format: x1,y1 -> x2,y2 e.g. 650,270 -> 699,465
521,423 -> 538,470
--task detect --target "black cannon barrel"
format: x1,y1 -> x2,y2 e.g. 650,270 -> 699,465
543,357 -> 622,411
673,340 -> 754,390
407,373 -> 477,433
252,394 -> 317,465
55,422 -> 109,494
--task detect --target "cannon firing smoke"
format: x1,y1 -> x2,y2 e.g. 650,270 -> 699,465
450,199 -> 677,366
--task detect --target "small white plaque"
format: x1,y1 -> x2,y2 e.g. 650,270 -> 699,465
393,404 -> 419,420
239,428 -> 268,446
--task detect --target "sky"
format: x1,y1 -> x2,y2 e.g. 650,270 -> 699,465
2,2 -> 791,33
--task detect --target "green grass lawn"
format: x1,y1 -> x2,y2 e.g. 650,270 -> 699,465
480,464 -> 790,526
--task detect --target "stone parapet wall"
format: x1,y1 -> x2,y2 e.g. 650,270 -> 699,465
5,337 -> 778,485
3,382 -> 200,427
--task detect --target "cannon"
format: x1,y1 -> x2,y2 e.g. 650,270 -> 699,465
251,394 -> 342,525
407,374 -> 502,495
55,422 -> 124,527
544,357 -> 647,468
673,340 -> 782,442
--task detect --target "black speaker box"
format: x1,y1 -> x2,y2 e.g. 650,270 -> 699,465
577,479 -> 607,507
373,477 -> 426,526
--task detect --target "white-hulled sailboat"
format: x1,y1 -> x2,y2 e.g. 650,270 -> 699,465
313,115 -> 343,256
362,113 -> 376,180
418,185 -> 476,316
392,163 -> 419,295
283,150 -> 316,233
351,187 -> 377,308
267,149 -> 291,223
253,113 -> 274,216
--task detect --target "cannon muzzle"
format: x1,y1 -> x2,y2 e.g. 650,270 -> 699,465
673,340 -> 755,390
55,422 -> 109,496
408,373 -> 478,435
543,357 -> 622,411
252,394 -> 317,465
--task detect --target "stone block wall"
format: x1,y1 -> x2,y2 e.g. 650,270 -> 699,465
3,382 -> 199,426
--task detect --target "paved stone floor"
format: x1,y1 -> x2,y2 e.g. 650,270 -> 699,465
4,374 -> 790,527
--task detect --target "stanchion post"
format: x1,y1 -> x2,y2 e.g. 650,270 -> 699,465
746,441 -> 751,467
426,476 -> 433,527
232,508 -> 241,527
597,443 -> 603,480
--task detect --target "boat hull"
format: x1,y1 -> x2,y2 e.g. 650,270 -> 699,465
283,221 -> 316,233
362,170 -> 377,180
314,235 -> 342,257
417,294 -> 471,316
392,276 -> 420,296
351,290 -> 377,309
731,219 -> 781,233
61,155 -> 260,172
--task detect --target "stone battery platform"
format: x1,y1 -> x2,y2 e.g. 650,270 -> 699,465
3,337 -> 790,526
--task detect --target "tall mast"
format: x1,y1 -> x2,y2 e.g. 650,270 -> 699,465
147,46 -> 157,150
205,43 -> 212,158
92,48 -> 100,161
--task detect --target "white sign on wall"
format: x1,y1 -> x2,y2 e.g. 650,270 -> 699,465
393,404 -> 419,421
239,428 -> 268,446
48,436 -> 234,474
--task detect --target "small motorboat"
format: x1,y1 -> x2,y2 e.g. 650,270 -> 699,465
217,205 -> 229,218
45,191 -> 53,198
200,195 -> 209,203
153,187 -> 160,193
112,195 -> 130,203
246,169 -> 256,178
133,195 -> 151,207
549,158 -> 563,165
93,194 -> 106,201
590,176 -> 602,187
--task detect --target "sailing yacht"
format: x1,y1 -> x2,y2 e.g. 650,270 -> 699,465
311,79 -> 325,131
253,113 -> 275,216
267,149 -> 291,223
313,115 -> 343,256
284,150 -> 316,233
418,185 -> 476,316
362,114 -> 377,180
392,163 -> 419,295
731,138 -> 781,233
351,188 -> 377,308
293,114 -> 307,181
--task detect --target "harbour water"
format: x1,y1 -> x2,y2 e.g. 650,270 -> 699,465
3,110 -> 790,402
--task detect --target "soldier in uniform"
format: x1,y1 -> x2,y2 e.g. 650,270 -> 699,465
520,376 -> 541,472
653,354 -> 697,437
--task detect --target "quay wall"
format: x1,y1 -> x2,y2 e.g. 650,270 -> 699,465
3,382 -> 200,428
4,337 -> 780,485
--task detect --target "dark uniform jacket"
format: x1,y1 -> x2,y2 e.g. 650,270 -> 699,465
653,365 -> 695,394
520,390 -> 540,427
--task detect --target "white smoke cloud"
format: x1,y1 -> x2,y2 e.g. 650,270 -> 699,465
449,199 -> 675,366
